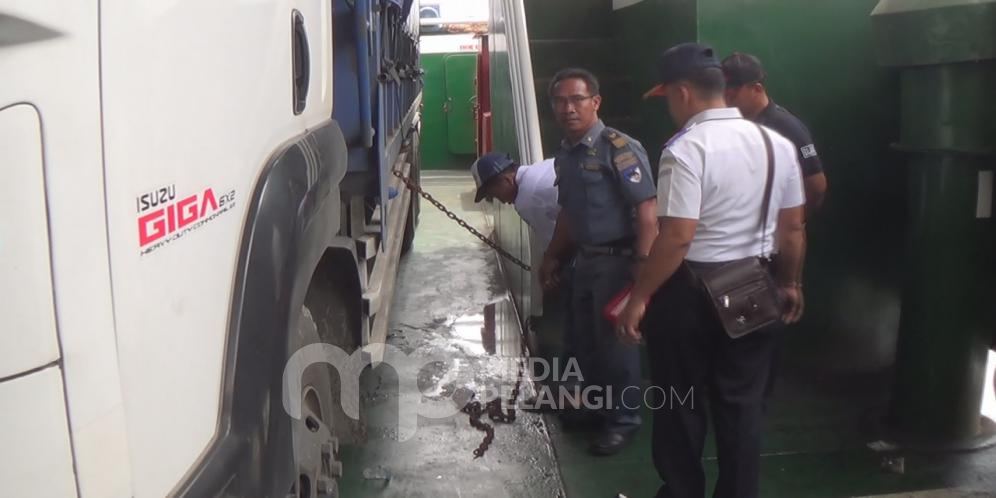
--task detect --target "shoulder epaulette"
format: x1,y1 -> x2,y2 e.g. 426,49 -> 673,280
603,128 -> 629,149
663,127 -> 692,149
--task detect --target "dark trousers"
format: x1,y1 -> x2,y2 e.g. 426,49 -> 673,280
538,259 -> 580,390
643,264 -> 776,498
571,253 -> 642,425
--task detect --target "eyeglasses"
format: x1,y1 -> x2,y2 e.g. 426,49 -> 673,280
550,95 -> 595,109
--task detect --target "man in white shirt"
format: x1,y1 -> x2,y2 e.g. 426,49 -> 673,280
617,43 -> 806,498
471,152 -> 559,250
472,153 -> 576,403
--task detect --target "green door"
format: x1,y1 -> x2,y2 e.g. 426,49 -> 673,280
443,53 -> 478,155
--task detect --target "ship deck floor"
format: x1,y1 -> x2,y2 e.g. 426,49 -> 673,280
340,171 -> 996,498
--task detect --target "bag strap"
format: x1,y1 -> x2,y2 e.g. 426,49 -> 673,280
757,125 -> 775,258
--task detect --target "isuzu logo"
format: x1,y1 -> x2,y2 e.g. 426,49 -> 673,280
136,184 -> 236,255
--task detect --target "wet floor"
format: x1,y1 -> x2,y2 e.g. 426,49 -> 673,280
340,171 -> 996,498
338,171 -> 564,498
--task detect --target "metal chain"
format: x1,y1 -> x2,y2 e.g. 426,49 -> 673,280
460,354 -> 525,458
392,170 -> 532,272
392,169 -> 533,458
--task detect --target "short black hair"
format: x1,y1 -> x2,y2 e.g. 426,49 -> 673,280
548,68 -> 600,97
721,52 -> 766,87
683,66 -> 726,98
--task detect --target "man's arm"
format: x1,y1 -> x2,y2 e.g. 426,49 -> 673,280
804,172 -> 828,215
629,217 -> 696,305
633,198 -> 659,259
540,210 -> 574,289
774,205 -> 806,323
616,217 -> 696,343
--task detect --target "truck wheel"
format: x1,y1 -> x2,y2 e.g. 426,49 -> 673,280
305,278 -> 365,444
288,306 -> 342,498
401,200 -> 416,255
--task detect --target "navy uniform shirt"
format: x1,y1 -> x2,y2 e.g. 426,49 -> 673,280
755,101 -> 823,177
554,120 -> 656,245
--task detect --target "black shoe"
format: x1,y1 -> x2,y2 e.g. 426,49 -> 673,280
588,425 -> 639,456
558,409 -> 602,432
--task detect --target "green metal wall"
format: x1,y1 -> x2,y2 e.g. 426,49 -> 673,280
420,52 -> 478,169
514,0 -> 908,374
488,0 -> 534,319
694,0 -> 906,373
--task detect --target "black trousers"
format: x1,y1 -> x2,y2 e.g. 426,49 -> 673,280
643,263 -> 776,498
571,252 -> 643,425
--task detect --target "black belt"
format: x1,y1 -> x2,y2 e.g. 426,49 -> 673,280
685,256 -> 774,272
579,239 -> 636,258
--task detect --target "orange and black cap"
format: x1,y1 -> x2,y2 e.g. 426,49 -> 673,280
643,42 -> 722,99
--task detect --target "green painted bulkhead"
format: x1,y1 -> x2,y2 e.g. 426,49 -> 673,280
420,50 -> 478,169
488,0 -> 536,318
516,0 -> 910,375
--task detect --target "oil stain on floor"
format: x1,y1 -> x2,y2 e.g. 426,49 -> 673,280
338,171 -> 565,498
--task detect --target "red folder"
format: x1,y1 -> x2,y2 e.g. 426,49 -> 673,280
603,284 -> 634,326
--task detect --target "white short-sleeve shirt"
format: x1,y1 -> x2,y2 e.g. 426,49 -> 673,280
514,158 -> 559,251
657,107 -> 805,262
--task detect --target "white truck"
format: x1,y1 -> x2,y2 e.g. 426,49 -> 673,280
0,0 -> 421,496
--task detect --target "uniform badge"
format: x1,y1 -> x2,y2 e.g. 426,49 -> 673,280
801,144 -> 818,158
587,148 -> 598,157
625,166 -> 642,183
613,151 -> 639,171
582,160 -> 602,172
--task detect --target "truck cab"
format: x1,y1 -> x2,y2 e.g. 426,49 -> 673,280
0,1 -> 421,496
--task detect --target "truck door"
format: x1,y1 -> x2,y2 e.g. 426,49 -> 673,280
1,3 -> 130,497
0,103 -> 77,498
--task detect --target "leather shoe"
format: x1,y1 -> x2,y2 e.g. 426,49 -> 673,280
588,425 -> 639,456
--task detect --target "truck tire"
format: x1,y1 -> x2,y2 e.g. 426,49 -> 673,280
305,273 -> 366,445
288,306 -> 342,498
401,130 -> 421,256
401,200 -> 416,255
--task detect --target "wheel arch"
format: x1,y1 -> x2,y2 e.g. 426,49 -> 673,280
170,119 -> 354,498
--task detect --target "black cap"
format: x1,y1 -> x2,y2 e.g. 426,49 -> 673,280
643,42 -> 721,98
721,52 -> 766,87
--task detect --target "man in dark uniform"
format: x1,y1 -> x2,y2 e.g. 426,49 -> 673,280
722,52 -> 828,214
539,67 -> 658,455
722,52 -> 824,401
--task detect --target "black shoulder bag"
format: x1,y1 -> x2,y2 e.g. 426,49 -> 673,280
692,125 -> 782,339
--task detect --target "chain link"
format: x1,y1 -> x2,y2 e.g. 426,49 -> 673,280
393,169 -> 533,458
392,170 -> 532,272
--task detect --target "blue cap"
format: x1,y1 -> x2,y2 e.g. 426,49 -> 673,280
471,152 -> 516,202
643,42 -> 722,99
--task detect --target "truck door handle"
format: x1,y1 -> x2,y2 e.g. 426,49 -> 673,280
292,10 -> 310,115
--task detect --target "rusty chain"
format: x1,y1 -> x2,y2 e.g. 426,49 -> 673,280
393,169 -> 532,458
460,356 -> 525,458
392,170 -> 532,272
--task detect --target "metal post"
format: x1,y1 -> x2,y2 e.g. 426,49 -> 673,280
871,0 -> 996,447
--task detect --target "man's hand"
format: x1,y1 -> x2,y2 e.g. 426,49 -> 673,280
630,260 -> 645,280
616,299 -> 646,345
779,285 -> 804,324
540,255 -> 561,291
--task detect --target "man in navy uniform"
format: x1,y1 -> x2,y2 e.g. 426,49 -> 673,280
620,43 -> 806,497
722,51 -> 828,213
539,67 -> 658,455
